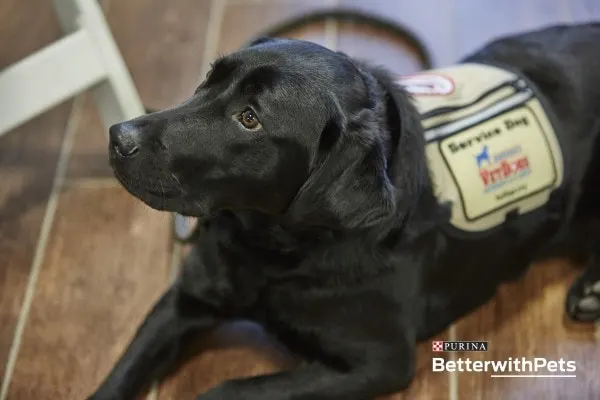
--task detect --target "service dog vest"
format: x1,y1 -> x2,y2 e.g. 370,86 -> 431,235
398,63 -> 564,234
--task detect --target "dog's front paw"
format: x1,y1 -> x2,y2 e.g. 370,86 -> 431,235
566,269 -> 600,322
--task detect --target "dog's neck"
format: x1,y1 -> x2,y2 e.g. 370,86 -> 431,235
368,65 -> 447,237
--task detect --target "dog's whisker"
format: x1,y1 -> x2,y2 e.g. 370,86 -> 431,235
171,173 -> 186,195
158,179 -> 166,209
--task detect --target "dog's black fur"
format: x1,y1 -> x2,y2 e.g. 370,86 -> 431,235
91,24 -> 600,399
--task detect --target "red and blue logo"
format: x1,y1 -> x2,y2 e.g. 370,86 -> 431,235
475,145 -> 531,192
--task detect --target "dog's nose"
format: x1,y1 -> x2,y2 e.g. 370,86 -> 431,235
109,122 -> 140,157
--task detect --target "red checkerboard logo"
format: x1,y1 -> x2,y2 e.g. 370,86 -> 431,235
432,341 -> 444,352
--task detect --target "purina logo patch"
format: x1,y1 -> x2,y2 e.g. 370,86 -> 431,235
398,73 -> 455,96
432,341 -> 489,352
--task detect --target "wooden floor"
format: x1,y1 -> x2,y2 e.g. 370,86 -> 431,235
1,0 -> 599,399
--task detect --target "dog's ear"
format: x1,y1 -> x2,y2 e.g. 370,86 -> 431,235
286,114 -> 398,230
285,64 -> 430,231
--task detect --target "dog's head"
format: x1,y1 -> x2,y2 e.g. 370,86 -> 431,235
109,38 -> 427,230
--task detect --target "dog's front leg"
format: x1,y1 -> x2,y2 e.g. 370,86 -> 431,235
88,285 -> 217,400
195,295 -> 417,400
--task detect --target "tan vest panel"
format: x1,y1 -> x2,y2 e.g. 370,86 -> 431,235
398,63 -> 564,232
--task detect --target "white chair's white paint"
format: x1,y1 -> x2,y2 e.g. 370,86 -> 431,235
0,0 -> 144,137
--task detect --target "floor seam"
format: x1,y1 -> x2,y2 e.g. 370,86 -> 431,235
0,95 -> 85,400
146,243 -> 183,400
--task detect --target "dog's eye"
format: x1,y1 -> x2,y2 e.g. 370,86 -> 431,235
238,109 -> 261,130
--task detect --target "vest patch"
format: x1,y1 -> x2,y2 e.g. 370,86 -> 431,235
398,63 -> 564,233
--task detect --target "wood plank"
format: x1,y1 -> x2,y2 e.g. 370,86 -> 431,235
65,0 -> 212,181
0,102 -> 71,387
454,260 -> 600,399
4,186 -> 173,399
64,94 -> 114,181
0,0 -> 66,69
105,0 -> 213,109
0,0 -> 73,388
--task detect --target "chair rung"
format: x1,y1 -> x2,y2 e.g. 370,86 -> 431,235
0,30 -> 107,136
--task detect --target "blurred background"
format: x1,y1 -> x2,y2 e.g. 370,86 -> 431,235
1,0 -> 599,399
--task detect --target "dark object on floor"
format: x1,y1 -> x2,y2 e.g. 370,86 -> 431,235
91,22 -> 600,400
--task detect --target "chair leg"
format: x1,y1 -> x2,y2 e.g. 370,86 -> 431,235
53,0 -> 145,131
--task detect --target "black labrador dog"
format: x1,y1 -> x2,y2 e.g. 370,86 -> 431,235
90,24 -> 600,399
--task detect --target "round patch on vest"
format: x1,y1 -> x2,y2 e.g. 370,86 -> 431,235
398,73 -> 455,96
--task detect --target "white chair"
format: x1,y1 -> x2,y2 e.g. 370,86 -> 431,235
0,0 -> 144,137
